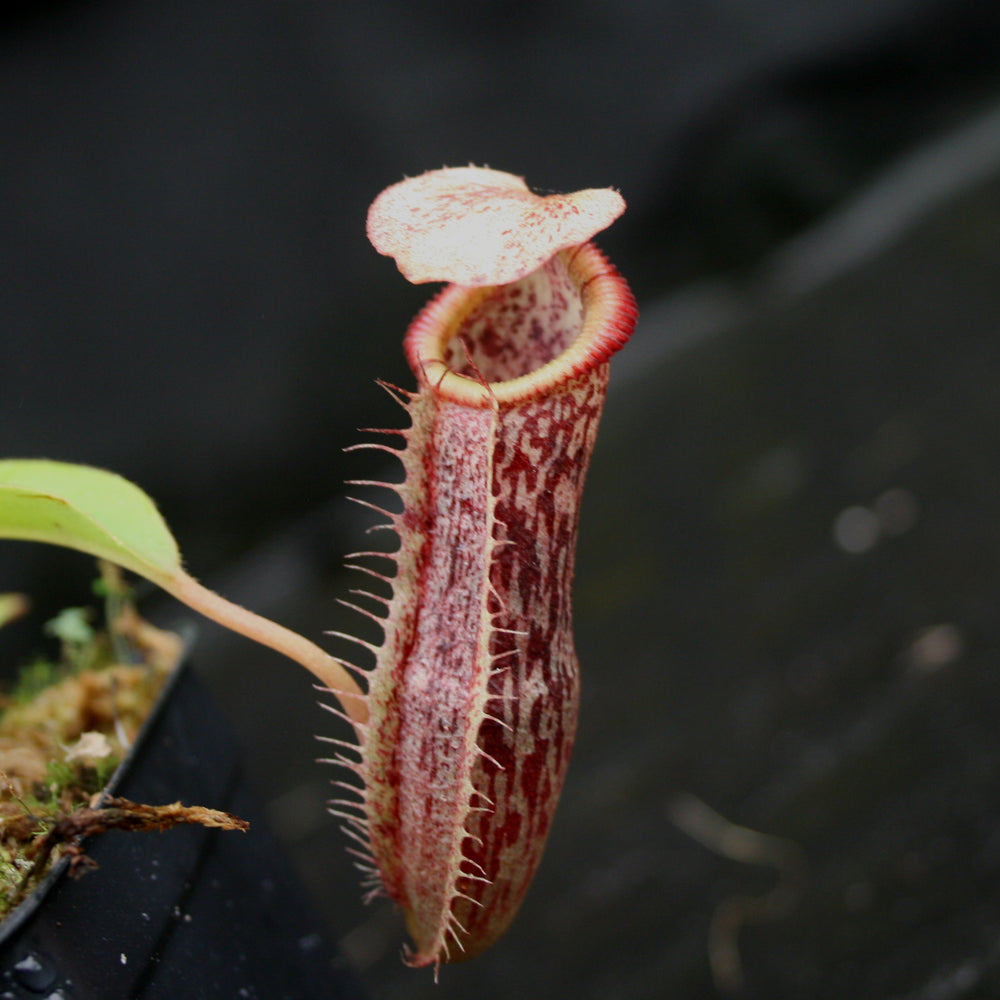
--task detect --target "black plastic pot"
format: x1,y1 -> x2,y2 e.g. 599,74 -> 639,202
0,644 -> 366,1000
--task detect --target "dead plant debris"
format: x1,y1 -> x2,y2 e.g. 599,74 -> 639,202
28,797 -> 249,882
0,565 -> 247,920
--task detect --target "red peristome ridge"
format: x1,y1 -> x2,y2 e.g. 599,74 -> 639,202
403,241 -> 637,407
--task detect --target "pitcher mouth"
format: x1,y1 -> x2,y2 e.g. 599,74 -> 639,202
403,241 -> 637,408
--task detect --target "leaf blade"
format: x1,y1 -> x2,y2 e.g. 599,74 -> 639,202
0,459 -> 181,583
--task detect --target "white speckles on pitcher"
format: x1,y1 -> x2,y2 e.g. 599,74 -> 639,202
324,168 -> 637,970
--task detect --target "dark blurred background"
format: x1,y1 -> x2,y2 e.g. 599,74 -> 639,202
5,2 -> 1000,997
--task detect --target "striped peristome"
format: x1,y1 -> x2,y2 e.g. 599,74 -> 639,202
324,173 -> 637,972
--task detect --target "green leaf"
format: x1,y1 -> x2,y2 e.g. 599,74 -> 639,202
0,460 -> 367,723
0,460 -> 181,585
44,607 -> 95,646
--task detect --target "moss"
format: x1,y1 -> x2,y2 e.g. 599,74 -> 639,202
0,572 -> 182,918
